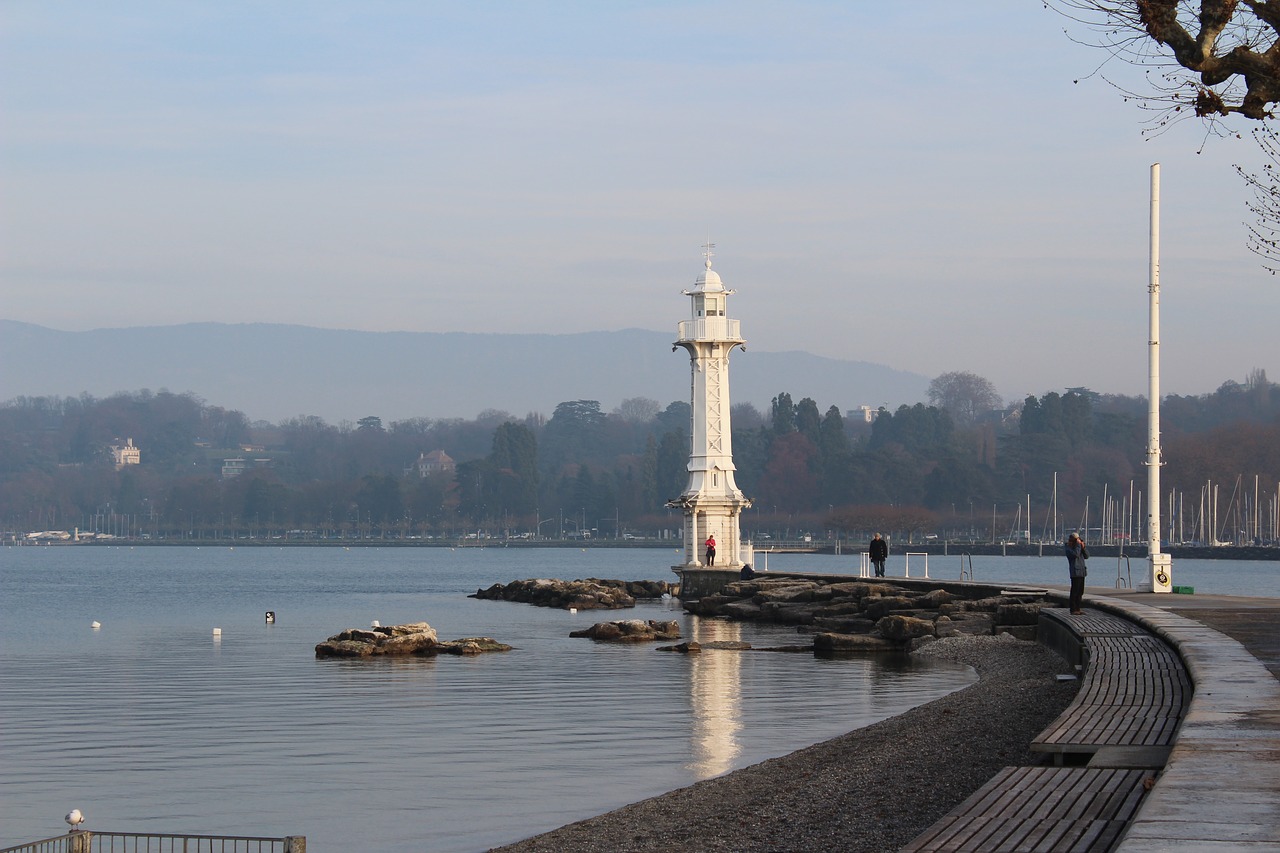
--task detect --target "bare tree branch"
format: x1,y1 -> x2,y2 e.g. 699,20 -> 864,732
1048,0 -> 1280,122
1235,124 -> 1280,271
1050,2 -> 1280,269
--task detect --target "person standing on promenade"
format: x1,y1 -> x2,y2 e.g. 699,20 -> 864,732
704,535 -> 716,566
1065,532 -> 1088,615
869,533 -> 888,578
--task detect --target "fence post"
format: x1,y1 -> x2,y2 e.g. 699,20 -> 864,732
69,831 -> 92,853
284,836 -> 307,853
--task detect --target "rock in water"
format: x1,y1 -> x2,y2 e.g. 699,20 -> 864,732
469,578 -> 670,610
569,619 -> 682,642
315,622 -> 511,658
684,577 -> 1058,650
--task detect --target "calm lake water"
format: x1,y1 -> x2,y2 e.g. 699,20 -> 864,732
3,546 -> 1273,852
0,546 -> 979,853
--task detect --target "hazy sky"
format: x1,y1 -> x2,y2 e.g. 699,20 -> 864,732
3,2 -> 1276,403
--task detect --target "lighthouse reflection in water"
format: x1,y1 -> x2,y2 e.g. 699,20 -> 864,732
686,619 -> 747,778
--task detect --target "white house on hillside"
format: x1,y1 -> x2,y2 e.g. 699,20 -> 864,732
111,438 -> 140,470
407,450 -> 456,477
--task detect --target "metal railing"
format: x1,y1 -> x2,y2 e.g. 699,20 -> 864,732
1116,554 -> 1132,588
903,551 -> 930,578
1,833 -> 304,853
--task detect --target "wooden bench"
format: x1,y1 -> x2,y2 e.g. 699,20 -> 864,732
902,607 -> 1190,852
1032,609 -> 1190,766
901,766 -> 1149,853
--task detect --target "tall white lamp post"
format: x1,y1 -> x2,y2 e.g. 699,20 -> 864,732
1144,163 -> 1172,593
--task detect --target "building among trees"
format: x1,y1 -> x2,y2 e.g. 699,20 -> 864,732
110,438 -> 140,470
407,450 -> 456,477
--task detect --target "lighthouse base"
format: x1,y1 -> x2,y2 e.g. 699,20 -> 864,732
673,567 -> 743,602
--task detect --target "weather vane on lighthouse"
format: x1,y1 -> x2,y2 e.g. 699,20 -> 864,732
668,245 -> 752,596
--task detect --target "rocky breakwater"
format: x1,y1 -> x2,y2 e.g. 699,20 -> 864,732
469,578 -> 670,610
569,619 -> 682,642
315,621 -> 513,658
685,577 -> 1047,652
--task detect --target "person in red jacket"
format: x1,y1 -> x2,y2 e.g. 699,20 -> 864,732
704,535 -> 716,566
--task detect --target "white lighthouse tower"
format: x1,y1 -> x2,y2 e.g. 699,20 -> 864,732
668,244 -> 752,577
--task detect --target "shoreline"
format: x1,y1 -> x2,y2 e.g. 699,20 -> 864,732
489,634 -> 1079,853
9,538 -> 1278,561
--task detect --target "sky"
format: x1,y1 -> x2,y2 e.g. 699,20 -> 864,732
2,1 -> 1277,404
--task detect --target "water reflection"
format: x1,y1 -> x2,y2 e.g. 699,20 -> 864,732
685,619 -> 744,778
0,547 -> 983,853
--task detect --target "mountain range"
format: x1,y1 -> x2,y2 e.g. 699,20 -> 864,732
0,320 -> 930,424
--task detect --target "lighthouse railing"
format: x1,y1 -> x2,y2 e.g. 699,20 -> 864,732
676,319 -> 741,341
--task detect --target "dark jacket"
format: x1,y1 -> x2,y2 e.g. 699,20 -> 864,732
1065,540 -> 1089,578
869,538 -> 888,561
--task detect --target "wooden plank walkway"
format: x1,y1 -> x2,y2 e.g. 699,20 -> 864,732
903,606 -> 1189,852
901,767 -> 1149,853
1032,609 -> 1190,762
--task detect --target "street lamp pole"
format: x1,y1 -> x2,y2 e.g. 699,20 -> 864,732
1143,163 -> 1171,593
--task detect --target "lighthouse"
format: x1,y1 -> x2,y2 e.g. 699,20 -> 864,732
668,244 -> 752,579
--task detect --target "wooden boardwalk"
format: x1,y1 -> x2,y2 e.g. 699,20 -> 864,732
903,606 -> 1190,852
901,766 -> 1149,853
1032,609 -> 1190,764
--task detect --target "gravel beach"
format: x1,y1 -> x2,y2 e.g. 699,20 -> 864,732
491,634 -> 1079,853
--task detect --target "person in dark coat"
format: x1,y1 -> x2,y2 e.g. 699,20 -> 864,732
1065,532 -> 1089,615
869,533 -> 888,578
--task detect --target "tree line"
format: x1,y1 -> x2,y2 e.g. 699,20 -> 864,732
2,369 -> 1278,544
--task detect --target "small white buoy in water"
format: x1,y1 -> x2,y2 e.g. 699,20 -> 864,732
65,809 -> 84,829
569,608 -> 577,614
91,621 -> 101,629
212,627 -> 222,636
371,620 -> 381,628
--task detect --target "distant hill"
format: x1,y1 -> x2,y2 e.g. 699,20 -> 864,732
0,321 -> 929,423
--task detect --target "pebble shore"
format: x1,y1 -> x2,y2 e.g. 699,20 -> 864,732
491,634 -> 1079,853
